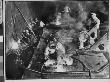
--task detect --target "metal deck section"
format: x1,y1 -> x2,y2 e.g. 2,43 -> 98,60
90,33 -> 108,50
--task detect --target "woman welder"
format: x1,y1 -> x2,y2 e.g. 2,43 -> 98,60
44,39 -> 57,66
44,38 -> 58,60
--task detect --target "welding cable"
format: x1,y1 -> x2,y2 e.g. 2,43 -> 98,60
13,2 -> 36,38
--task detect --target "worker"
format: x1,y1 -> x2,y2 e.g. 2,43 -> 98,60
91,13 -> 100,38
79,30 -> 88,49
44,39 -> 57,60
44,40 -> 57,66
44,38 -> 66,66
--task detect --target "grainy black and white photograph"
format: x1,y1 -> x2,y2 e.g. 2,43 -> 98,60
5,0 -> 109,80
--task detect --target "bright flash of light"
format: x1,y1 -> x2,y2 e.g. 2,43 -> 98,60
10,40 -> 19,50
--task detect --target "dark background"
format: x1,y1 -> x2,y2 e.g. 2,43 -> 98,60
0,23 -> 3,35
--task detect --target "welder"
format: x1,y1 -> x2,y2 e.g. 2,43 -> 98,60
91,13 -> 100,39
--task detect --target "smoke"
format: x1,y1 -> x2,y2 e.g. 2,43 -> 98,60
60,2 -> 88,31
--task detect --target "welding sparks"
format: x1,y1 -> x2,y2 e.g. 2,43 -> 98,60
10,39 -> 19,50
